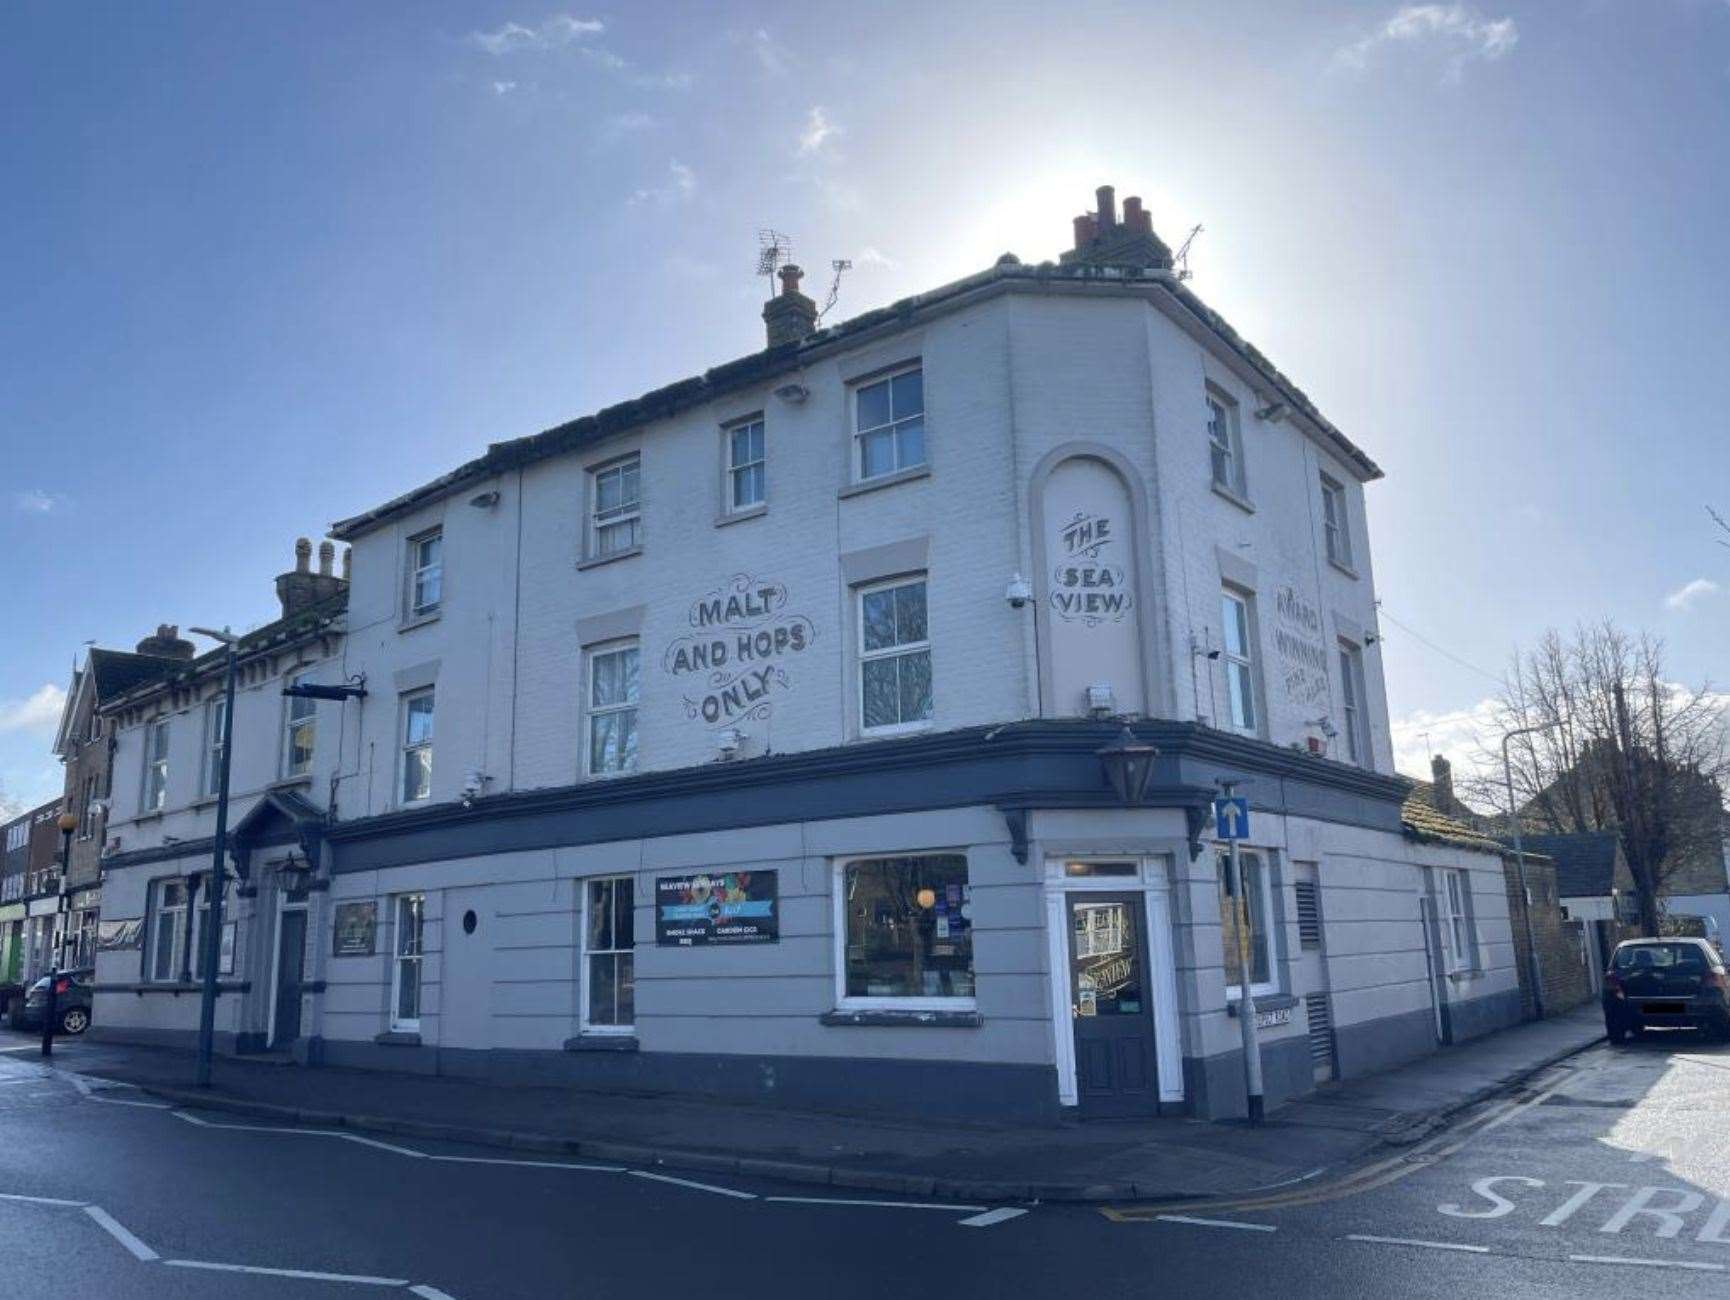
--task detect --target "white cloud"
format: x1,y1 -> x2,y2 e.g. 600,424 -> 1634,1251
628,159 -> 696,206
470,15 -> 604,56
0,683 -> 66,737
734,27 -> 791,76
13,488 -> 63,514
1390,696 -> 1504,784
798,106 -> 837,156
491,80 -> 519,96
1335,5 -> 1518,79
857,246 -> 896,269
1665,577 -> 1722,611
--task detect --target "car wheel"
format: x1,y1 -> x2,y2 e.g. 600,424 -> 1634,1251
58,1007 -> 89,1036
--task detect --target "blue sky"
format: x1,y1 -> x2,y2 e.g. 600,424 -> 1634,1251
3,1 -> 1728,810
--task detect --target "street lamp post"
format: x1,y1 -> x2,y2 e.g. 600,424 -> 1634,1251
1502,722 -> 1558,1021
41,812 -> 76,1058
189,626 -> 239,1089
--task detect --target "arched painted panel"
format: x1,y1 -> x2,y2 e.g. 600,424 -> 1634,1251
1040,456 -> 1145,717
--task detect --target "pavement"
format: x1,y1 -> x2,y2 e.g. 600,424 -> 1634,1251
41,1003 -> 1607,1203
4,1015 -> 1728,1300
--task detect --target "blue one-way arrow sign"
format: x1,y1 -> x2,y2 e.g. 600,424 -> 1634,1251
1214,796 -> 1250,840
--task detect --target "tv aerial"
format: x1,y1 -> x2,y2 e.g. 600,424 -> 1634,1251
756,229 -> 791,287
1174,224 -> 1204,282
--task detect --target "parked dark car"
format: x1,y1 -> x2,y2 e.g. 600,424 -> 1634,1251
1603,938 -> 1730,1042
7,972 -> 92,1036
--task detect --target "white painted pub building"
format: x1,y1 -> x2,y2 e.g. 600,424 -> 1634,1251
91,188 -> 1520,1120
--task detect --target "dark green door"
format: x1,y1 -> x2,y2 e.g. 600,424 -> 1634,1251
1068,894 -> 1159,1117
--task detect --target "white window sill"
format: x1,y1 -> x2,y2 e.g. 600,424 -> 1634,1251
839,465 -> 930,500
1211,481 -> 1255,514
821,1006 -> 982,1028
398,610 -> 441,634
856,721 -> 934,742
715,503 -> 767,529
578,545 -> 643,572
1328,557 -> 1359,581
1225,984 -> 1278,1003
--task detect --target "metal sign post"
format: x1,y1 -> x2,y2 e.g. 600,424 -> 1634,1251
1216,781 -> 1264,1125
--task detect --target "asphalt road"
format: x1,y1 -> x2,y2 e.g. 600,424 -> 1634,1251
2,1027 -> 1727,1298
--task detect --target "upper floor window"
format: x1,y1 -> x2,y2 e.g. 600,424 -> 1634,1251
408,528 -> 443,617
143,718 -> 171,812
859,577 -> 932,734
1207,388 -> 1246,497
1338,641 -> 1368,766
400,689 -> 434,804
78,776 -> 98,841
202,697 -> 227,798
1220,589 -> 1258,734
284,674 -> 316,778
4,821 -> 25,852
854,367 -> 924,482
1320,475 -> 1353,570
726,418 -> 765,512
591,455 -> 642,558
586,641 -> 640,776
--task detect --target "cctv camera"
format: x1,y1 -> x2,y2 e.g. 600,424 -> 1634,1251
1005,574 -> 1032,608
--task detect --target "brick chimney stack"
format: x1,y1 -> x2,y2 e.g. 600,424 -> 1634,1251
134,624 -> 195,660
1060,182 -> 1172,271
1431,754 -> 1456,815
762,263 -> 818,349
275,536 -> 348,619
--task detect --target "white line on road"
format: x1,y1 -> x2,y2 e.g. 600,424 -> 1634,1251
427,1154 -> 625,1173
1568,1254 -> 1726,1273
959,1207 -> 1030,1228
765,1196 -> 990,1212
628,1170 -> 757,1199
1157,1214 -> 1277,1232
408,1286 -> 459,1300
164,1259 -> 411,1286
84,1204 -> 159,1261
1346,1234 -> 1490,1254
0,1191 -> 88,1207
172,1110 -> 426,1157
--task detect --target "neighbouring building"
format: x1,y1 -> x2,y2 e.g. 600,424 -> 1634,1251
0,807 -> 30,1007
15,800 -> 69,990
92,186 -> 1526,1121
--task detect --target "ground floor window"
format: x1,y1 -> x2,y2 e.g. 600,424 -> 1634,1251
391,894 -> 425,1032
193,887 -> 237,979
148,879 -> 189,982
582,876 -> 635,1032
1218,848 -> 1278,998
69,907 -> 99,971
838,854 -> 974,1006
1440,868 -> 1473,973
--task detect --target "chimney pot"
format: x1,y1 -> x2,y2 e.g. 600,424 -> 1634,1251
1431,754 -> 1456,814
1095,185 -> 1117,229
294,537 -> 312,574
317,539 -> 335,577
1072,214 -> 1098,249
341,547 -> 352,581
763,263 -> 817,348
778,263 -> 804,297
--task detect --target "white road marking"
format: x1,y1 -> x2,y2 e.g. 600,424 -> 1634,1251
427,1154 -> 625,1173
408,1286 -> 459,1300
1251,1166 -> 1328,1191
85,1095 -> 172,1109
84,1204 -> 159,1261
765,1196 -> 989,1212
628,1170 -> 757,1199
165,1259 -> 409,1285
959,1207 -> 1029,1228
1346,1234 -> 1489,1254
0,1191 -> 87,1207
1569,1254 -> 1726,1273
172,1110 -> 425,1157
0,1043 -> 41,1052
1157,1214 -> 1277,1232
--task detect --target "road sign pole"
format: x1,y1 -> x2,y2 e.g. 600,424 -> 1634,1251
1218,781 -> 1264,1125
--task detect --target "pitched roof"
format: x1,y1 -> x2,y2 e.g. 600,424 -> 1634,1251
87,649 -> 187,700
329,258 -> 1383,542
1402,780 -> 1511,855
1508,832 -> 1620,898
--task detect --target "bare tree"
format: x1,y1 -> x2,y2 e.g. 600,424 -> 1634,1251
1463,622 -> 1728,936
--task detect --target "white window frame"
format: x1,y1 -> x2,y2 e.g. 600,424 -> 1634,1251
202,696 -> 227,798
580,875 -> 635,1034
77,775 -> 98,841
1220,588 -> 1259,735
283,674 -> 316,779
1219,848 -> 1280,1001
1321,474 -> 1353,569
589,454 -> 642,558
389,893 -> 425,1033
832,854 -> 976,1013
584,640 -> 640,777
1206,385 -> 1246,497
400,689 -> 434,805
724,417 -> 765,513
856,575 -> 933,736
193,885 -> 237,979
147,878 -> 188,983
851,364 -> 925,483
142,718 -> 170,813
1440,868 -> 1473,974
1338,641 -> 1368,766
407,527 -> 443,618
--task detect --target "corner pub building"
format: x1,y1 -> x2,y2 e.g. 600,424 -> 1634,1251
92,187 -> 1520,1121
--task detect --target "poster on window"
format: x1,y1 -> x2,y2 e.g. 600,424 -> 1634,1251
655,871 -> 778,946
96,918 -> 143,952
332,901 -> 378,957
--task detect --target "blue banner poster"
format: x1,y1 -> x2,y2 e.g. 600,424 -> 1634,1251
655,871 -> 779,946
